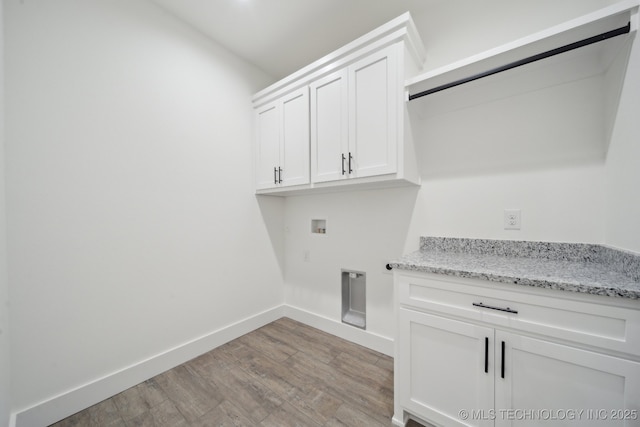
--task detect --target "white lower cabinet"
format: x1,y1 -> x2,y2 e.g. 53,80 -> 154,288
395,272 -> 640,427
399,308 -> 494,427
496,332 -> 640,427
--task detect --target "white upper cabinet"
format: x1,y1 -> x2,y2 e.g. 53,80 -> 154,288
255,103 -> 281,190
253,12 -> 426,195
255,87 -> 310,191
310,69 -> 348,183
311,45 -> 398,184
349,45 -> 398,180
280,89 -> 310,187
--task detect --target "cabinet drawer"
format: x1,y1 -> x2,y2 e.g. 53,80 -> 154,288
397,272 -> 640,358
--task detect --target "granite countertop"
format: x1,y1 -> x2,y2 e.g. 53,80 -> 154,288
389,237 -> 640,300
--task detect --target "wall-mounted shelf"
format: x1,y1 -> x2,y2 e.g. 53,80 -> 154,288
406,0 -> 639,124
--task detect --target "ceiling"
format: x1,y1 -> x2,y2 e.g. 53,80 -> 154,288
151,0 -> 435,80
149,0 -> 621,82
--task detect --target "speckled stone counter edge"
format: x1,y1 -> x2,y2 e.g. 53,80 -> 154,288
391,262 -> 638,299
419,237 -> 640,283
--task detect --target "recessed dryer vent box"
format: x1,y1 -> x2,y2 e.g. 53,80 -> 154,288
341,269 -> 366,329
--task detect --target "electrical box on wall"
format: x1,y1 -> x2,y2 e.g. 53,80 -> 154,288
341,269 -> 366,329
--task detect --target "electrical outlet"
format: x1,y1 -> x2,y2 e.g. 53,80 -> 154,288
304,250 -> 311,262
504,209 -> 521,230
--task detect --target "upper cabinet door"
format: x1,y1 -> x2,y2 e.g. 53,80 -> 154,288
348,45 -> 398,179
255,87 -> 310,190
310,69 -> 349,184
280,87 -> 310,187
255,103 -> 281,190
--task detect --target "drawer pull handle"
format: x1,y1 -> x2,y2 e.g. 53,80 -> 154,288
484,337 -> 489,373
501,341 -> 506,379
473,302 -> 518,314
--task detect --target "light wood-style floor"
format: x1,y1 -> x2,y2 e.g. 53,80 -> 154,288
50,317 -> 425,427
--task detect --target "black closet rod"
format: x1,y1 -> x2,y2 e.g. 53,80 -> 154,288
409,21 -> 631,101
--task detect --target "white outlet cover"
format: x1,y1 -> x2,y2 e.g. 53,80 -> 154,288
504,209 -> 521,230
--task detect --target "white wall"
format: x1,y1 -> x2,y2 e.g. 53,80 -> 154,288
5,0 -> 283,420
410,72 -> 607,243
284,187 -> 418,344
0,1 -> 12,425
283,0 -> 623,345
3,0 -> 638,422
604,34 -> 640,253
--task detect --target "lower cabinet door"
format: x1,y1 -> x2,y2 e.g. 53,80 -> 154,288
399,308 -> 495,427
496,331 -> 640,427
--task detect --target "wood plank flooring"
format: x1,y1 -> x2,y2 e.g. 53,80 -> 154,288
50,317 -> 425,427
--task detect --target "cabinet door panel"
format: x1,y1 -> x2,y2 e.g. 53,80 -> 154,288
310,69 -> 348,183
399,308 -> 494,427
496,331 -> 640,427
255,104 -> 280,190
281,88 -> 309,187
349,45 -> 398,178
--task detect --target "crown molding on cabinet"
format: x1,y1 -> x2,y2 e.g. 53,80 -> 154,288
252,12 -> 426,110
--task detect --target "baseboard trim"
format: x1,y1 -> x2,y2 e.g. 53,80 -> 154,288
13,305 -> 285,427
283,305 -> 394,356
392,414 -> 405,426
13,304 -> 394,426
